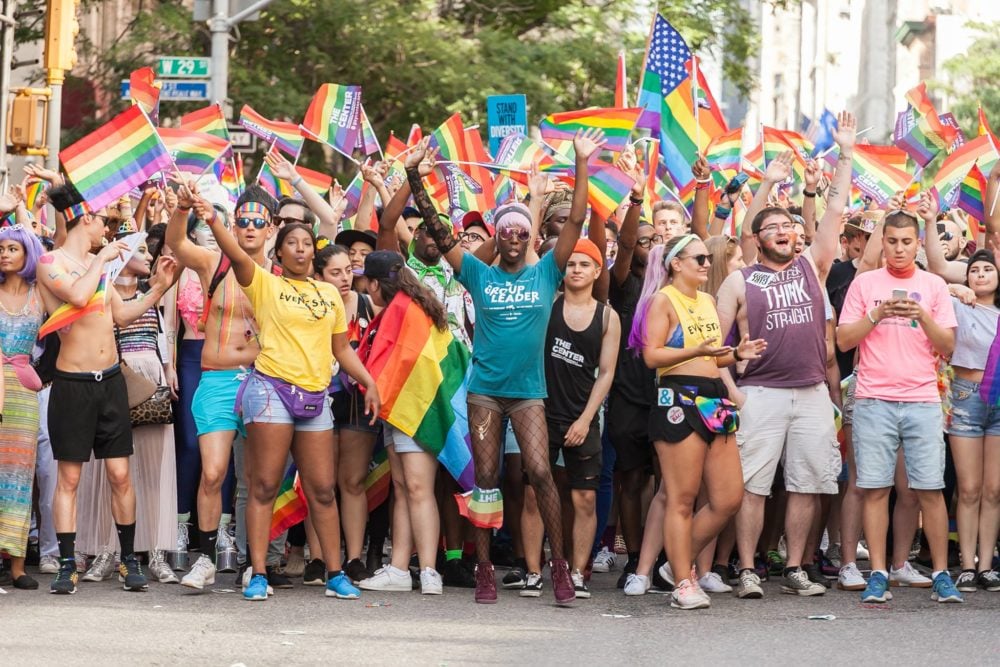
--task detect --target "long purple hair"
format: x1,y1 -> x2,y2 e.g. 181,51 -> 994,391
627,243 -> 669,352
0,225 -> 44,284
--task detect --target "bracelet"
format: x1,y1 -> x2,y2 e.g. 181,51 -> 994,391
695,177 -> 712,184
866,309 -> 879,326
291,175 -> 303,188
207,210 -> 219,226
695,182 -> 711,191
628,195 -> 643,206
714,206 -> 731,220
732,347 -> 742,362
178,205 -> 192,212
803,190 -> 817,198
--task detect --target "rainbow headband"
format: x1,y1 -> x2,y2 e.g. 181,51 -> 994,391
236,201 -> 270,218
664,234 -> 697,266
65,201 -> 92,221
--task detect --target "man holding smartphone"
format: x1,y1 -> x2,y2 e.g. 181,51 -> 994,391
837,201 -> 963,605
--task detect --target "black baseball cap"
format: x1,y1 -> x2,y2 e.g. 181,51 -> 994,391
355,249 -> 405,280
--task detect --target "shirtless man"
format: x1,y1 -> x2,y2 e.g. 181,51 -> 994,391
41,185 -> 178,595
166,184 -> 277,590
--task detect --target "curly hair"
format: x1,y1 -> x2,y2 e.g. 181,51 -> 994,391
375,256 -> 448,332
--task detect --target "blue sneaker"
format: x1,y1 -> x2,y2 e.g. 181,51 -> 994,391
325,571 -> 361,599
243,573 -> 269,601
861,571 -> 892,603
931,572 -> 964,603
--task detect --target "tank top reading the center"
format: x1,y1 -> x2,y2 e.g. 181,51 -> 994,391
544,296 -> 605,425
739,256 -> 826,388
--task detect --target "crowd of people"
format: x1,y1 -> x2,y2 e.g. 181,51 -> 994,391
1,107 -> 999,612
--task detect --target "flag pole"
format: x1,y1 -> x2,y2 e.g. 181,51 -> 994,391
692,54 -> 701,154
300,125 -> 361,166
635,13 -> 656,108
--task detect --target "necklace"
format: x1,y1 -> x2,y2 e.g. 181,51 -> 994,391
280,276 -> 329,321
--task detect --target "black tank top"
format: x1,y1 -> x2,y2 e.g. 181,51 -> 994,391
544,296 -> 605,425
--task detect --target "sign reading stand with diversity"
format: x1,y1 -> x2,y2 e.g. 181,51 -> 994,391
486,95 -> 527,156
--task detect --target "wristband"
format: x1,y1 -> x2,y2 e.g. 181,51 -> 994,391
714,206 -> 731,220
695,181 -> 711,191
291,175 -> 303,188
732,347 -> 742,362
628,195 -> 643,206
178,205 -> 192,212
803,190 -> 817,198
866,309 -> 879,326
695,177 -> 712,184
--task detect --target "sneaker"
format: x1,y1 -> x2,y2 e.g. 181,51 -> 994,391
837,562 -> 867,591
475,561 -> 498,604
889,561 -> 932,588
977,569 -> 1000,592
49,561 -> 78,595
571,569 -> 590,599
698,571 -> 733,593
74,552 -> 89,574
420,567 -> 443,595
711,563 -> 733,587
266,565 -> 294,589
592,547 -> 616,573
520,572 -> 543,597
825,543 -> 842,569
613,534 -> 627,555
242,567 -> 273,596
651,560 -> 673,591
861,571 -> 892,603
284,551 -> 306,578
930,571 -> 964,603
550,559 -> 575,605
856,541 -> 870,561
180,554 -> 217,590
326,571 -> 361,599
735,569 -> 763,599
502,566 -> 526,590
955,569 -> 977,593
215,526 -> 238,573
39,555 -> 60,575
802,562 -> 831,589
766,550 -> 785,576
82,550 -> 117,582
671,578 -> 711,610
615,558 -> 637,589
442,558 -> 476,588
118,555 -> 149,592
658,562 -> 675,588
243,573 -> 269,601
623,573 -> 651,596
303,558 -> 326,586
149,550 -> 180,584
359,565 -> 412,592
343,558 -> 371,584
781,568 -> 825,596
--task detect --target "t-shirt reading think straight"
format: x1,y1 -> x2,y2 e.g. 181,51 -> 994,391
242,263 -> 347,392
457,251 -> 563,399
840,267 -> 956,403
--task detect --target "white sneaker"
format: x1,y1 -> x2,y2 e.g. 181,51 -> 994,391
698,571 -> 733,593
658,562 -> 675,587
670,578 -> 711,610
181,555 -> 217,589
856,541 -> 870,561
149,550 -> 180,584
39,555 -> 60,575
420,567 -> 443,595
890,561 -> 932,588
837,562 -> 866,590
592,547 -> 616,573
359,565 -> 413,592
82,550 -> 117,582
623,573 -> 651,596
825,543 -> 842,568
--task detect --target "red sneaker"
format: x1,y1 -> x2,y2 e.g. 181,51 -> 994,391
474,561 -> 497,604
550,558 -> 576,606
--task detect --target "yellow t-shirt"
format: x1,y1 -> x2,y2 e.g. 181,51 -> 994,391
242,263 -> 347,392
657,284 -> 721,376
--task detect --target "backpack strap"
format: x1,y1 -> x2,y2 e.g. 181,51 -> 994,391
199,254 -> 232,327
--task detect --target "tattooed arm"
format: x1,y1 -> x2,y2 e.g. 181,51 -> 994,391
403,137 -> 466,271
807,111 -> 856,280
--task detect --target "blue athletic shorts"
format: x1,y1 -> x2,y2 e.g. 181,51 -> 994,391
193,369 -> 246,437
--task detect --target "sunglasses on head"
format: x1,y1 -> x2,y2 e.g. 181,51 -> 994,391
498,227 -> 530,242
235,217 -> 269,229
680,253 -> 711,266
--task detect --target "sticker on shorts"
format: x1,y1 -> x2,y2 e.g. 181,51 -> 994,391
678,387 -> 697,406
746,271 -> 774,288
658,388 -> 674,407
667,407 -> 685,424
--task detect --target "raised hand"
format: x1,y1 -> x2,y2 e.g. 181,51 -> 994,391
886,190 -> 906,212
573,128 -> 607,161
527,160 -> 552,199
361,159 -> 384,187
404,136 -> 431,170
149,255 -> 179,290
833,111 -> 857,152
23,163 -> 63,185
804,159 -> 820,189
692,154 -> 711,181
264,151 -> 296,182
763,151 -> 794,184
916,190 -> 938,225
0,189 -> 16,214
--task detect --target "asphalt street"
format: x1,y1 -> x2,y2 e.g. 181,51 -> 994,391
2,563 -> 998,666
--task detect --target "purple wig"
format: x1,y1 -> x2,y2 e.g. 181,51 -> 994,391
627,243 -> 668,353
0,225 -> 45,284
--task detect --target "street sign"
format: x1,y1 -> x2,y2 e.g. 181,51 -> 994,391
486,94 -> 527,155
228,125 -> 257,154
120,80 -> 210,101
157,57 -> 211,78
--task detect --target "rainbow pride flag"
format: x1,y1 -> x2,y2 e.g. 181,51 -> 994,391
59,105 -> 173,213
25,181 -> 46,210
356,104 -> 381,157
556,161 -> 635,220
295,166 -> 333,197
958,165 -> 987,226
128,67 -> 160,124
269,463 -> 307,540
856,144 -> 908,173
300,83 -> 362,159
158,127 -> 231,175
705,127 -> 743,174
239,104 -> 304,158
538,106 -> 643,156
934,135 -> 998,210
893,82 -> 958,167
258,161 -> 294,200
340,170 -> 365,222
979,104 -> 999,146
429,113 -> 467,163
825,147 -> 912,206
38,274 -> 107,339
357,291 -> 475,491
364,441 -> 390,512
614,50 -> 627,109
762,127 -> 809,181
493,133 -> 572,186
179,103 -> 230,141
455,487 -> 503,530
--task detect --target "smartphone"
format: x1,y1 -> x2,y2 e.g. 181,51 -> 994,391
892,289 -> 907,302
936,223 -> 946,235
724,172 -> 749,196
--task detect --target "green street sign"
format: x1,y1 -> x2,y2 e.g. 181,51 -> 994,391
157,57 -> 211,78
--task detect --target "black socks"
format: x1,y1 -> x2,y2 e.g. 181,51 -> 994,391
57,532 -> 76,562
200,529 -> 218,565
116,522 -> 136,559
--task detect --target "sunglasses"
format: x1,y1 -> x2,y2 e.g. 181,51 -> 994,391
680,253 -> 711,266
498,227 -> 531,242
636,234 -> 665,248
235,217 -> 269,229
272,215 -> 303,226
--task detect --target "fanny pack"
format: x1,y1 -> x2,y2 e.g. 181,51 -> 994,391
677,387 -> 740,435
237,368 -> 328,420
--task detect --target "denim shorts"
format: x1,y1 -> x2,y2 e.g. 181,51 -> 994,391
852,398 -> 945,490
384,423 -> 424,454
241,374 -> 334,432
947,377 -> 1000,438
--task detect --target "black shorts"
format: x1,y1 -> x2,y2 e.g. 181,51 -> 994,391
607,393 -> 652,472
649,375 -> 728,446
49,365 -> 133,462
330,386 -> 379,434
548,418 -> 602,491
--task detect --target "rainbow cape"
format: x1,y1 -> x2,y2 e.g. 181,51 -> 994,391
59,105 -> 173,213
357,291 -> 475,491
179,103 -> 230,141
269,463 -> 307,540
239,104 -> 304,158
538,106 -> 643,156
128,67 -> 160,124
158,127 -> 231,175
38,274 -> 107,338
300,83 -> 363,159
364,440 -> 390,512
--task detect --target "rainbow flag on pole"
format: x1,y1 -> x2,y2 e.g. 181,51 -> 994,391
539,107 -> 643,156
429,113 -> 467,163
158,127 -> 231,175
825,147 -> 913,206
295,166 -> 333,198
59,105 -> 173,213
893,82 -> 959,167
239,104 -> 304,158
357,292 -> 475,491
979,103 -> 999,147
958,165 -> 987,227
614,50 -> 627,109
705,127 -> 743,174
300,83 -> 363,159
179,103 -> 230,141
493,133 -> 572,185
128,67 -> 160,124
356,104 -> 381,157
934,134 -> 998,210
38,274 -> 107,339
269,463 -> 307,540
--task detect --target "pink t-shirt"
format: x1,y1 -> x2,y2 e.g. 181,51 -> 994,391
840,267 -> 956,402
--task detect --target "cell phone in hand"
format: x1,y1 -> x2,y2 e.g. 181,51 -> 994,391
892,289 -> 907,301
724,172 -> 749,196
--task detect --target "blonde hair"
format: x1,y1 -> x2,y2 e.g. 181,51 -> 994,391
701,235 -> 740,298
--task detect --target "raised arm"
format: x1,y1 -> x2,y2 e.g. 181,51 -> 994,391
690,155 -> 714,239
612,179 -> 643,288
808,111 -> 856,277
986,159 -> 1000,242
740,151 -> 794,265
188,187 -> 256,287
801,159 -> 820,244
164,185 -> 216,276
111,255 -> 178,327
918,190 -> 968,284
554,129 -> 607,269
403,137 -> 464,271
264,151 -> 337,233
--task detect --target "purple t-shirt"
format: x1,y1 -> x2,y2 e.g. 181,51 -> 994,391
738,256 -> 827,388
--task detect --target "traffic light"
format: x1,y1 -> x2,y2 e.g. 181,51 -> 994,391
6,91 -> 49,153
44,0 -> 79,75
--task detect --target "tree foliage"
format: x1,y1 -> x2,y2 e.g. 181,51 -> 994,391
938,21 -> 1000,137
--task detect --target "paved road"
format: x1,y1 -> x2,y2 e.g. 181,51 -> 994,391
3,564 -> 997,665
